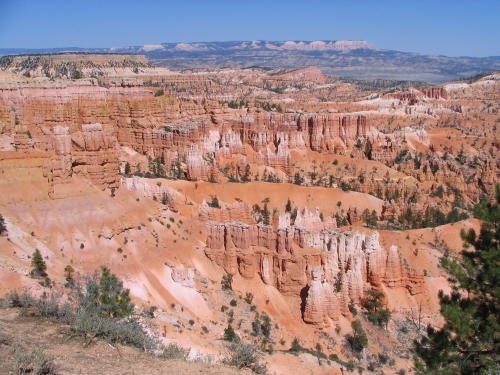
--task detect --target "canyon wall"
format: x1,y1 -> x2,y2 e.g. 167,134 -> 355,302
204,218 -> 423,327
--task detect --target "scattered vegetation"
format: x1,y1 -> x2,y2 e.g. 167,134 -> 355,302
339,77 -> 427,91
346,320 -> 368,353
251,312 -> 271,340
123,162 -> 131,176
158,343 -> 188,360
223,342 -> 267,374
361,289 -> 391,328
252,202 -> 271,225
223,99 -> 248,109
221,274 -> 233,291
64,265 -> 75,288
5,267 -> 158,352
14,347 -> 57,375
208,195 -> 221,209
161,193 -> 170,206
288,337 -> 304,353
0,213 -> 7,235
244,292 -> 254,304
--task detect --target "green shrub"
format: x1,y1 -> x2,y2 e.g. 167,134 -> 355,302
71,69 -> 82,79
208,195 -> 221,208
378,353 -> 389,364
64,265 -> 75,288
0,213 -> 7,234
14,347 -> 57,375
95,266 -> 134,318
71,310 -> 157,350
221,274 -> 233,291
158,343 -> 188,360
289,337 -> 303,353
244,292 -> 253,304
348,301 -> 357,316
223,342 -> 267,374
223,324 -> 239,342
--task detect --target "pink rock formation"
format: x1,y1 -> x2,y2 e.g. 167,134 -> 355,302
186,144 -> 209,180
70,123 -> 119,189
50,126 -> 72,185
204,219 -> 423,323
383,245 -> 405,288
293,207 -> 337,232
422,87 -> 447,99
171,267 -> 195,288
303,267 -> 339,327
198,200 -> 254,224
120,176 -> 181,210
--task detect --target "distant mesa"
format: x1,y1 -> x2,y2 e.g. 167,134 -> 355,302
140,44 -> 165,52
1,39 -> 499,83
164,40 -> 374,52
264,40 -> 374,51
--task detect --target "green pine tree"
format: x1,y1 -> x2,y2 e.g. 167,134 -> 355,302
124,162 -> 131,176
30,249 -> 47,278
223,324 -> 238,342
64,264 -> 75,288
347,320 -> 368,352
98,266 -> 134,318
361,289 -> 391,328
415,183 -> 500,374
0,213 -> 6,234
262,203 -> 270,225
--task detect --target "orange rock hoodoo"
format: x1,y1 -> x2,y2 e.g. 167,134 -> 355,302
205,220 -> 423,326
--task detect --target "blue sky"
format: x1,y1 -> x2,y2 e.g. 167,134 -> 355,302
0,0 -> 499,57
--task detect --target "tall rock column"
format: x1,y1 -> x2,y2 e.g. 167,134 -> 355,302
383,245 -> 405,288
303,267 -> 338,327
50,125 -> 72,182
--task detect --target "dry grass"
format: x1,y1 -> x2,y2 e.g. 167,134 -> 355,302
0,307 -> 251,375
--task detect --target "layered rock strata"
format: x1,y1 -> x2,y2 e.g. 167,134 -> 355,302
205,221 -> 423,326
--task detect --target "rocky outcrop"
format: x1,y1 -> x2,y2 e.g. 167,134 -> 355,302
422,87 -> 447,99
0,121 -> 119,196
50,125 -> 72,188
186,144 -> 209,181
13,124 -> 34,151
114,111 -> 374,180
171,267 -> 195,288
383,245 -> 405,288
120,176 -> 182,210
303,267 -> 339,327
205,220 -> 424,326
199,200 -> 254,224
70,123 -> 119,189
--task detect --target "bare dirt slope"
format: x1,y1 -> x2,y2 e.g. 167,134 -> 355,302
0,307 -> 250,375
